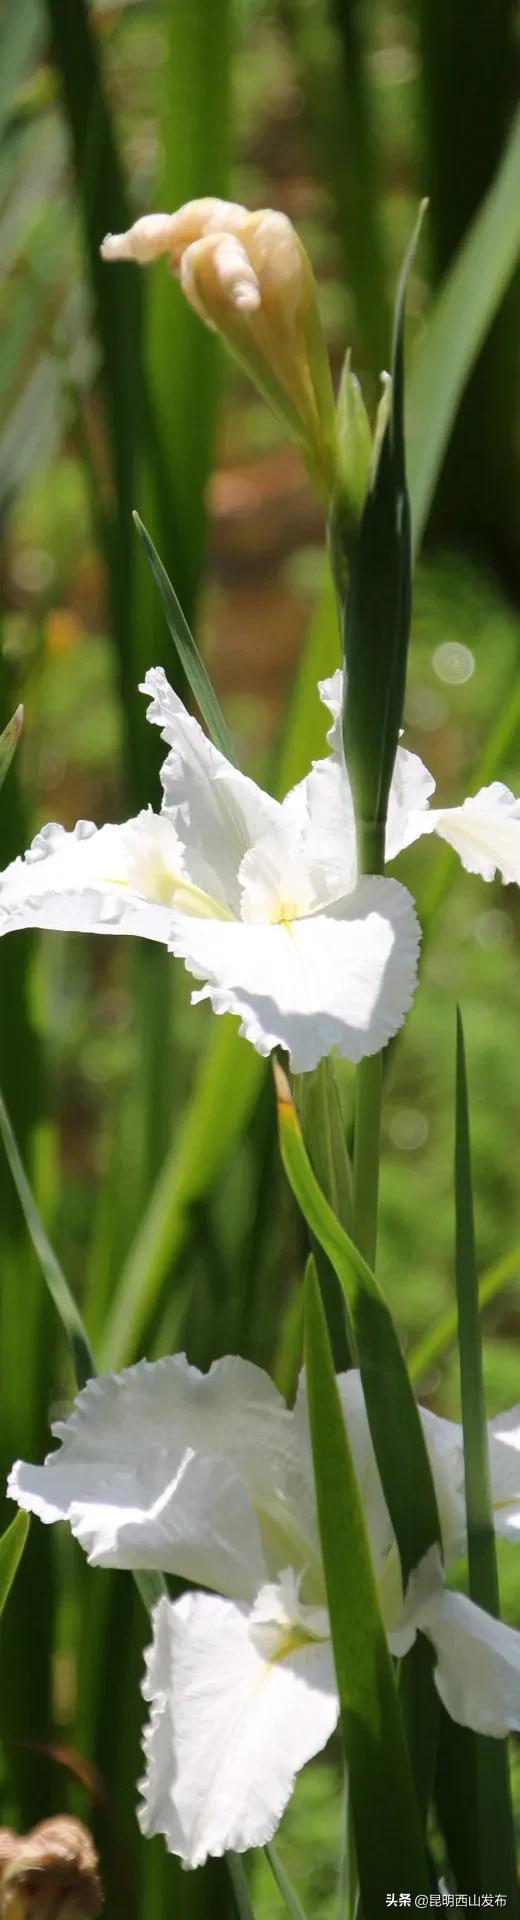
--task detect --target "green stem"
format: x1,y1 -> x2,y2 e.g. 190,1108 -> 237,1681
264,1843 -> 310,1920
352,820 -> 385,1266
352,1055 -> 382,1268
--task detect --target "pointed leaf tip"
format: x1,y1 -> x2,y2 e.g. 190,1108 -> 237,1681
0,704 -> 24,790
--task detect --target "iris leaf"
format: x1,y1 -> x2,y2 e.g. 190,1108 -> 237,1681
0,1086 -> 94,1392
133,511 -> 238,767
0,705 -> 23,792
0,1511 -> 29,1617
452,1009 -> 517,1898
305,1262 -> 428,1905
274,1063 -> 440,1585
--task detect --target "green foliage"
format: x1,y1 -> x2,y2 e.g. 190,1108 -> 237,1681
0,1511 -> 29,1616
134,512 -> 237,764
305,1261 -> 428,1903
452,1011 -> 517,1898
1,2 -> 520,1913
276,1068 -> 440,1582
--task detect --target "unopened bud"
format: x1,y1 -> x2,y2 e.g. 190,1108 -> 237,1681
0,1818 -> 102,1920
101,197 -> 337,503
180,234 -> 261,325
100,197 -> 247,270
335,351 -> 372,519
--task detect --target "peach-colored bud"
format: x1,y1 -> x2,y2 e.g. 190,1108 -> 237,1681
100,197 -> 247,272
100,212 -> 178,264
242,209 -> 304,318
181,234 -> 261,324
100,195 -> 337,501
0,1818 -> 101,1920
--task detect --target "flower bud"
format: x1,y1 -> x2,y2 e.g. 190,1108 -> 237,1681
101,197 -> 337,503
180,233 -> 261,325
100,197 -> 248,270
335,350 -> 373,520
0,1818 -> 102,1920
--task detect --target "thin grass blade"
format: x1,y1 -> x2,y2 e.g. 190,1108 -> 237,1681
0,1087 -> 94,1391
0,705 -> 23,791
133,512 -> 237,764
409,1237 -> 520,1385
0,1511 -> 29,1615
227,1853 -> 256,1920
0,1087 -> 166,1615
453,1009 -> 517,1899
263,1842 -> 310,1920
408,104 -> 520,556
305,1263 -> 428,1903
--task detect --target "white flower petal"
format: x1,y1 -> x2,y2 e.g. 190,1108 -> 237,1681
489,1405 -> 520,1539
408,783 -> 520,883
8,1355 -> 305,1599
169,875 -> 420,1072
100,214 -> 182,264
283,757 -> 357,898
316,666 -> 435,863
418,1408 -> 467,1563
138,1584 -> 338,1865
142,668 -> 280,911
296,1371 -> 395,1570
0,812 -> 188,946
385,748 -> 436,859
404,1547 -> 520,1737
318,668 -> 343,751
239,824 -> 321,922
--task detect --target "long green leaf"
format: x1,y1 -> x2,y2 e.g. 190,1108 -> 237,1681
409,1236 -> 520,1385
99,1029 -> 262,1370
45,0 -> 148,798
0,1087 -> 94,1391
453,1009 -> 517,1899
133,512 -> 237,764
0,704 -> 23,791
281,0 -> 389,377
275,1065 -> 440,1584
0,1511 -> 29,1616
0,0 -> 43,141
296,1058 -> 352,1371
407,104 -> 520,556
305,1263 -> 428,1904
341,206 -> 425,868
263,1843 -> 309,1920
0,1087 -> 166,1617
144,0 -> 231,626
227,1853 -> 256,1920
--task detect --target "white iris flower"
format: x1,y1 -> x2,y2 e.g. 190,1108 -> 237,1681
0,669 -> 420,1073
1,665 -> 518,1073
8,1357 -> 520,1867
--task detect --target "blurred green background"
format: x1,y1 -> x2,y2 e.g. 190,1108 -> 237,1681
1,1 -> 520,1914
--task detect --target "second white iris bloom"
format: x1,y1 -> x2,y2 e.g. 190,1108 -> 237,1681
8,1355 -> 520,1867
0,667 -> 519,1070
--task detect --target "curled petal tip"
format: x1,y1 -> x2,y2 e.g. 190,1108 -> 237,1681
100,214 -> 176,265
